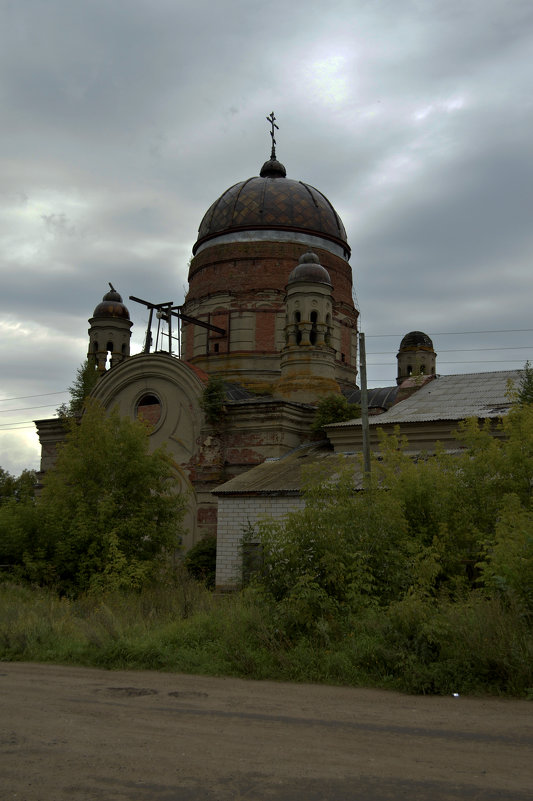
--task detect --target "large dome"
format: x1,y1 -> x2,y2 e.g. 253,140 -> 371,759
193,157 -> 349,256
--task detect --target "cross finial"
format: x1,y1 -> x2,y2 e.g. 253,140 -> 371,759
266,111 -> 279,159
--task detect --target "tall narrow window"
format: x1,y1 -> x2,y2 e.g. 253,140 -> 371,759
294,311 -> 302,345
310,310 -> 318,346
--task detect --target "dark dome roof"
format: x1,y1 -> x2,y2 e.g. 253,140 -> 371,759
92,287 -> 130,320
288,251 -> 332,285
399,331 -> 434,351
193,158 -> 348,254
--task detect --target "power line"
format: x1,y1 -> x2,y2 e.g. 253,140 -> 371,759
0,419 -> 47,428
0,391 -> 68,403
0,403 -> 64,414
366,328 -> 533,338
368,359 -> 529,366
0,425 -> 37,432
368,346 -> 533,355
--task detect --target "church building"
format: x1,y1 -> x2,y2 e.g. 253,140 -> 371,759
36,119 -> 521,591
37,120 -> 360,562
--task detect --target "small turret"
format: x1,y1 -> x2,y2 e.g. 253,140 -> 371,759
396,331 -> 436,385
88,284 -> 132,372
274,252 -> 340,402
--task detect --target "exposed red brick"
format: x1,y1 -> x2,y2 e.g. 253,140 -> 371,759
137,404 -> 161,427
197,507 -> 217,524
187,242 -> 354,307
255,311 -> 276,351
340,326 -> 351,362
182,322 -> 194,361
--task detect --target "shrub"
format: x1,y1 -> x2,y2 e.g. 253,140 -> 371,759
184,536 -> 217,588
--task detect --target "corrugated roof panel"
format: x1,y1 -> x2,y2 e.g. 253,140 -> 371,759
329,370 -> 523,428
214,443 -> 364,495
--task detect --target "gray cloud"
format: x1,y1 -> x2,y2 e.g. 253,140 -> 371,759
1,0 -> 533,473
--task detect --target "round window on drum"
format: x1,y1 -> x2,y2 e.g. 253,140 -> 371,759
136,394 -> 162,427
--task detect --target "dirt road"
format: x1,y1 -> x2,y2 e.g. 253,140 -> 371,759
1,662 -> 531,800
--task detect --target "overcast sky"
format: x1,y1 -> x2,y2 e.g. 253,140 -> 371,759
1,0 -> 533,475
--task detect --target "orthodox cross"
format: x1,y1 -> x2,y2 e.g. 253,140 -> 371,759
266,111 -> 279,159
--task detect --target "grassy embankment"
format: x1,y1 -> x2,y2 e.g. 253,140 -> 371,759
1,578 -> 531,697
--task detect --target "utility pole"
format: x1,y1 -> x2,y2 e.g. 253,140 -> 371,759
359,332 -> 371,479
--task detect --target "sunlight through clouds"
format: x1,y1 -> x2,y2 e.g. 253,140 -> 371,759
307,55 -> 351,105
414,95 -> 466,121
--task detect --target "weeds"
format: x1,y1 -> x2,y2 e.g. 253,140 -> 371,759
1,579 -> 531,696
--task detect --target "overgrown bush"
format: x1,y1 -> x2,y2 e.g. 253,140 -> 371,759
200,376 -> 226,427
1,400 -> 185,596
311,393 -> 360,433
184,536 -> 217,588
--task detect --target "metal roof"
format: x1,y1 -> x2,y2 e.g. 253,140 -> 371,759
213,442 -> 364,495
344,385 -> 399,410
328,370 -> 523,428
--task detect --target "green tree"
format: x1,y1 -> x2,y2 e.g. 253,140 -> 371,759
255,401 -> 533,630
517,361 -> 533,406
0,469 -> 38,573
56,360 -> 99,417
479,494 -> 533,614
184,535 -> 217,588
0,467 -> 16,502
311,393 -> 360,434
26,400 -> 185,595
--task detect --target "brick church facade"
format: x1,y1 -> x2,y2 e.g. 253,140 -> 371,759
36,134 -> 360,572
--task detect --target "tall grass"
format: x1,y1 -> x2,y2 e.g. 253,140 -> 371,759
1,580 -> 532,696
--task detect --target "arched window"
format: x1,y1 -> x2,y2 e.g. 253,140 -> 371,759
294,311 -> 302,345
310,310 -> 318,346
105,341 -> 114,370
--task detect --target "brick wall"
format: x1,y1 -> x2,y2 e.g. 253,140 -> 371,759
254,310 -> 277,351
187,241 -> 354,307
137,403 -> 161,427
215,494 -> 305,589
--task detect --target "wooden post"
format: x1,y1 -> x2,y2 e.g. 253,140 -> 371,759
359,332 -> 371,479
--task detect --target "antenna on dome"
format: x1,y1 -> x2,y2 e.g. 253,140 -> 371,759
266,111 -> 279,159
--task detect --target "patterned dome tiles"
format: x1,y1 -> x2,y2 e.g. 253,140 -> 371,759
195,176 -> 347,252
